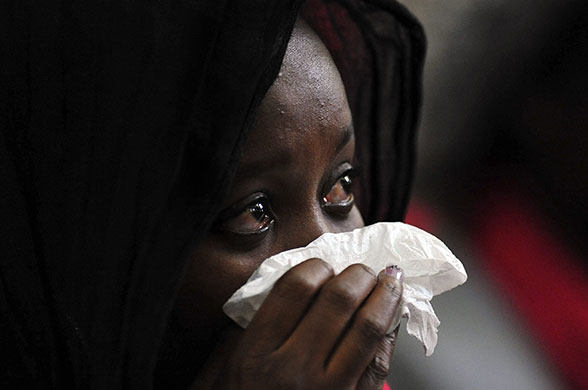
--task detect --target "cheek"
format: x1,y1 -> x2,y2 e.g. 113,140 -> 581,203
330,204 -> 365,234
173,238 -> 265,331
349,205 -> 365,229
173,205 -> 364,332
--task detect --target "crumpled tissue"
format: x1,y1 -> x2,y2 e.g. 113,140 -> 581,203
223,222 -> 467,356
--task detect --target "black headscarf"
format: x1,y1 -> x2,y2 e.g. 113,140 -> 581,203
0,0 -> 424,388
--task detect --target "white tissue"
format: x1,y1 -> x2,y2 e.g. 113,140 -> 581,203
223,222 -> 467,356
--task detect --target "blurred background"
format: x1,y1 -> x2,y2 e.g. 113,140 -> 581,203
390,1 -> 588,389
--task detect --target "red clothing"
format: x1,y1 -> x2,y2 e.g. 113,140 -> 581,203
407,190 -> 588,389
473,189 -> 588,389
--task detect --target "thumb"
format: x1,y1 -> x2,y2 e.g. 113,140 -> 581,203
356,265 -> 403,390
356,327 -> 398,390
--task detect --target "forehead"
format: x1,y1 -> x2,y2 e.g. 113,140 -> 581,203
240,19 -> 352,167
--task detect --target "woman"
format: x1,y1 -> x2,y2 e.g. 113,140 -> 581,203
0,0 -> 424,388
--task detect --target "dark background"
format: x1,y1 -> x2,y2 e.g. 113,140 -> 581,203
390,1 -> 588,389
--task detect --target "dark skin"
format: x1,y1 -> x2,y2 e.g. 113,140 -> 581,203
163,19 -> 404,390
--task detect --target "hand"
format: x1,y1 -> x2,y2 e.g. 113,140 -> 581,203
203,258 -> 404,390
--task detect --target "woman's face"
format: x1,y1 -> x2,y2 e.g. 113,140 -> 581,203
169,20 -> 363,367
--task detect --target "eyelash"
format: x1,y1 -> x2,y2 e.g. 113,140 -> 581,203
321,168 -> 357,216
214,193 -> 275,236
215,168 -> 358,237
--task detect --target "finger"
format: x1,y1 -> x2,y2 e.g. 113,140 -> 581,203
238,258 -> 334,354
356,327 -> 398,390
327,266 -> 404,383
284,264 -> 377,363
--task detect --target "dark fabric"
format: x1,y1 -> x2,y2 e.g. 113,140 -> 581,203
303,0 -> 425,223
0,0 -> 425,388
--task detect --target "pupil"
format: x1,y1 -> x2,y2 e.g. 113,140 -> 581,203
250,202 -> 265,221
341,175 -> 352,190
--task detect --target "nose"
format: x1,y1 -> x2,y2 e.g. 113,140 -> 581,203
296,213 -> 333,248
283,205 -> 364,250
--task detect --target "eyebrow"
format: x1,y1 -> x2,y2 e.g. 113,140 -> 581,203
235,145 -> 292,182
236,122 -> 355,182
335,124 -> 354,154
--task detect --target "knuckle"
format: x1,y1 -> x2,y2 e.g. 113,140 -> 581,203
368,353 -> 391,382
357,315 -> 388,343
387,330 -> 399,348
274,271 -> 321,300
323,282 -> 358,310
349,263 -> 377,281
306,257 -> 335,276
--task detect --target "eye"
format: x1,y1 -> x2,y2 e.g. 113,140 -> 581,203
322,170 -> 355,216
217,194 -> 275,235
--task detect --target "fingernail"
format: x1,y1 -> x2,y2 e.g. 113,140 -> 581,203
385,265 -> 404,282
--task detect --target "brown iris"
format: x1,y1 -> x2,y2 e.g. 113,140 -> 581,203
219,196 -> 274,235
322,174 -> 354,216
